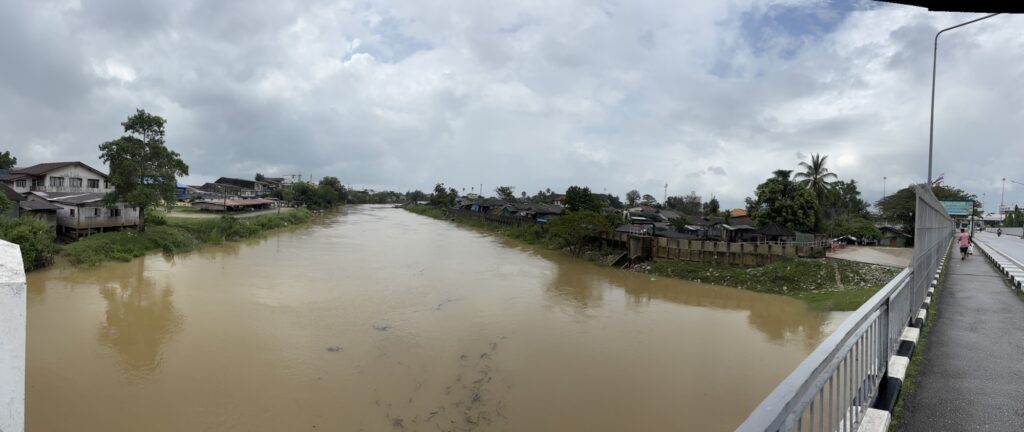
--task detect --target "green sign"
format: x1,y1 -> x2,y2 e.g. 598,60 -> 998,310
940,200 -> 973,216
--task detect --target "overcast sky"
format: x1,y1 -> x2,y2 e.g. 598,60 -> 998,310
2,0 -> 1022,210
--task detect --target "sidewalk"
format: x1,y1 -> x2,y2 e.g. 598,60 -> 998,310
899,245 -> 1024,430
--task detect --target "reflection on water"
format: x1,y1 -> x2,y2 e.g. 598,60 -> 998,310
27,205 -> 842,431
97,259 -> 182,378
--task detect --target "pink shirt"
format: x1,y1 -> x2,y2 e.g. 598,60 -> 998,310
959,232 -> 970,247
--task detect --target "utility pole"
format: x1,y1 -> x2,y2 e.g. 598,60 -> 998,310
663,183 -> 668,204
1001,177 -> 1006,214
883,176 -> 887,198
927,13 -> 1000,185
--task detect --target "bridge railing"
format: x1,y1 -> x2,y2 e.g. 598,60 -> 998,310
738,185 -> 952,432
0,240 -> 26,432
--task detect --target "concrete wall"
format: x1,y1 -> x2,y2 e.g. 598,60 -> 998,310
9,165 -> 112,194
0,240 -> 25,432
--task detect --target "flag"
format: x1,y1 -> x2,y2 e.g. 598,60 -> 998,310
932,173 -> 944,186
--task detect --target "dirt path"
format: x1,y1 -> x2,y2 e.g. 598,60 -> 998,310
827,246 -> 912,268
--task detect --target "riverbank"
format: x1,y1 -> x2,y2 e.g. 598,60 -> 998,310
61,208 -> 313,266
403,204 -> 900,311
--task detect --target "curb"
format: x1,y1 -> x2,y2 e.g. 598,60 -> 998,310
973,240 -> 1024,291
857,243 -> 950,432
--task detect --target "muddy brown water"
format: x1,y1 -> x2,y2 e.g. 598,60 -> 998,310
26,205 -> 845,431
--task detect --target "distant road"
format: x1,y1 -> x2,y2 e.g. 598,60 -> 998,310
975,231 -> 1024,265
167,207 -> 295,219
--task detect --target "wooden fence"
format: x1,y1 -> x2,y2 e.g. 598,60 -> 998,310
447,209 -> 535,227
601,231 -> 826,267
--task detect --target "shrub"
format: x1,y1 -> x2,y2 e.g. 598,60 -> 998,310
0,217 -> 59,270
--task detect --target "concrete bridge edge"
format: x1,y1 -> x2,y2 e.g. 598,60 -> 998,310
0,240 -> 25,432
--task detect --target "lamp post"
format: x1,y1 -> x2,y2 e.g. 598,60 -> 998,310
927,13 -> 1001,185
1001,177 -> 1006,214
883,176 -> 887,198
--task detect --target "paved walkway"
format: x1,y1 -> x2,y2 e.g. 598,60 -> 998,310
900,241 -> 1024,431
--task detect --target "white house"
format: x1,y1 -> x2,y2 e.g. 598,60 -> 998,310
25,191 -> 139,236
0,161 -> 114,194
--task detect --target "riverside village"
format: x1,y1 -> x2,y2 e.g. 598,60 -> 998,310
2,2 -> 1024,432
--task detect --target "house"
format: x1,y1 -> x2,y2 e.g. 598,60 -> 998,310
0,161 -> 114,194
757,223 -> 797,243
551,194 -> 567,207
191,198 -> 276,212
1,183 -> 61,227
728,208 -> 754,224
500,203 -> 564,223
467,197 -> 504,213
175,182 -> 188,201
26,191 -> 139,236
878,226 -> 912,247
213,177 -> 271,197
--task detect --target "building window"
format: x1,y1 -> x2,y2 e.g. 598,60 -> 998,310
88,179 -> 100,189
70,209 -> 75,217
49,177 -> 65,187
104,180 -> 110,189
14,180 -> 26,188
70,178 -> 83,188
109,208 -> 121,217
94,208 -> 101,217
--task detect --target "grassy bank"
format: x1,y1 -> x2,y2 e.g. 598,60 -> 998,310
404,204 -> 899,311
642,259 -> 900,310
62,208 -> 312,266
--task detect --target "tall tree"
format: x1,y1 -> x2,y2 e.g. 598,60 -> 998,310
641,194 -> 658,206
745,170 -> 818,232
876,184 -> 979,231
0,151 -> 16,170
625,190 -> 641,207
702,197 -> 720,215
255,173 -> 265,181
794,153 -> 838,201
666,191 -> 702,215
99,109 -> 189,232
494,186 -> 517,202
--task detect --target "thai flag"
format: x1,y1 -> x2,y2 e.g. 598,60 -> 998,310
932,173 -> 944,186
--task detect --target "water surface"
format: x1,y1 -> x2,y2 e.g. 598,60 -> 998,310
27,205 -> 842,431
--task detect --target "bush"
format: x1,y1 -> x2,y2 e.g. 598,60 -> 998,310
148,212 -> 168,226
0,217 -> 59,271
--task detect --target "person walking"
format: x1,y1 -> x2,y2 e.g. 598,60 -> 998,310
959,228 -> 971,260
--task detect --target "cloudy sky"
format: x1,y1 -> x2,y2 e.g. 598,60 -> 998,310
2,0 -> 1022,210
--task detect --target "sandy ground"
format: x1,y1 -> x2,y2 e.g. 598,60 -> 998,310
167,207 -> 295,219
827,246 -> 913,267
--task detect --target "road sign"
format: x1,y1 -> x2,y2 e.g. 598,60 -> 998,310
940,200 -> 974,216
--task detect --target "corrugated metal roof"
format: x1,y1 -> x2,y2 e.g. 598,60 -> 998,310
194,198 -> 274,207
19,200 -> 61,211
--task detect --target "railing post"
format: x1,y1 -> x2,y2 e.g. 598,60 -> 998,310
0,240 -> 26,432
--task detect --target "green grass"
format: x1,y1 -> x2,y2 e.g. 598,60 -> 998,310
646,258 -> 900,311
62,208 -> 312,266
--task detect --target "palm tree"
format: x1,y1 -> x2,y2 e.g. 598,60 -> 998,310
794,154 -> 838,199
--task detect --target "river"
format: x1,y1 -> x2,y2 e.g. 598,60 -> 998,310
26,205 -> 844,431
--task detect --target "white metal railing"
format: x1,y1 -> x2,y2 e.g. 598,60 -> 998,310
738,185 -> 952,432
0,240 -> 25,432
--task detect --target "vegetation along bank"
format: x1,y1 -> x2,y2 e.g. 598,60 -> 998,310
403,203 -> 900,311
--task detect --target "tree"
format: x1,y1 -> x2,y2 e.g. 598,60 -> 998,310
794,153 -> 838,201
832,216 -> 882,241
702,197 -> 720,215
564,185 -> 602,212
594,193 -> 623,209
320,176 -> 343,194
625,190 -> 641,207
255,173 -> 265,181
876,184 -> 979,231
406,190 -> 428,202
641,194 -> 658,206
429,183 -> 457,208
0,151 -> 16,170
745,170 -> 818,232
0,217 -> 58,270
0,193 -> 10,215
829,180 -> 869,219
546,210 -> 612,256
494,186 -> 517,203
99,109 -> 189,232
669,216 -> 693,232
666,191 -> 701,215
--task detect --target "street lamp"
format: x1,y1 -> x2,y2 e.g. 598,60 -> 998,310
883,176 -> 887,198
927,13 -> 1001,185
